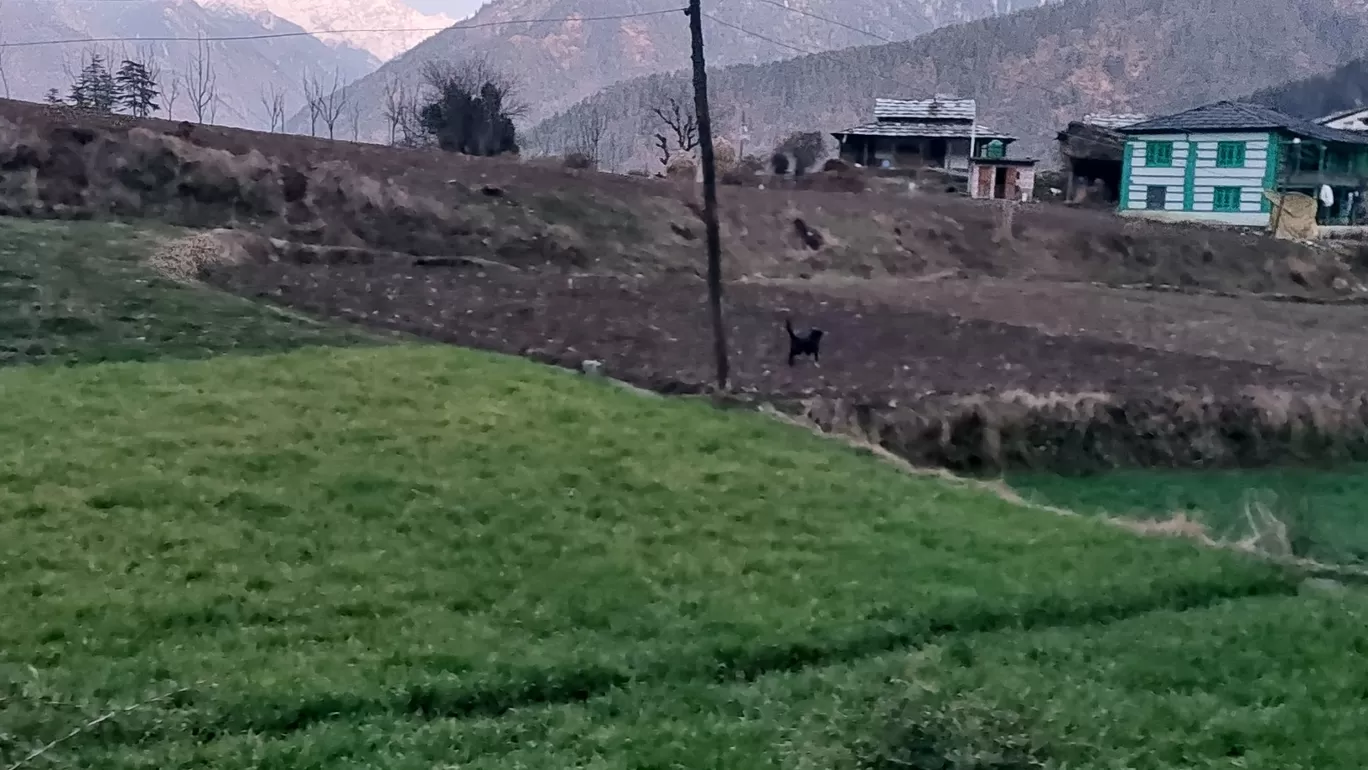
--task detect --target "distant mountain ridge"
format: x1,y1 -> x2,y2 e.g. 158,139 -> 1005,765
316,0 -> 1061,142
0,0 -> 377,130
529,0 -> 1368,168
209,0 -> 458,60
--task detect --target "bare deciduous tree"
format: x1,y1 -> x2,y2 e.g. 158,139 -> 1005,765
647,97 -> 698,167
303,68 -> 349,140
259,82 -> 286,132
397,89 -> 427,147
181,35 -> 216,124
347,101 -> 361,141
301,73 -> 322,136
162,71 -> 180,119
571,103 -> 609,165
600,132 -> 628,172
380,74 -> 409,145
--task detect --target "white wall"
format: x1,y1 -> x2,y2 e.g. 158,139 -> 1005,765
1190,132 -> 1269,215
1122,131 -> 1273,227
1124,133 -> 1187,212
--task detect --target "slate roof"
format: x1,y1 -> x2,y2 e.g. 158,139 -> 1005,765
1081,113 -> 1148,129
1317,106 -> 1368,124
1119,100 -> 1368,145
832,121 -> 1014,140
874,97 -> 976,121
1318,106 -> 1368,128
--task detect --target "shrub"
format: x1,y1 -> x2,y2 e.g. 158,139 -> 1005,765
562,152 -> 594,170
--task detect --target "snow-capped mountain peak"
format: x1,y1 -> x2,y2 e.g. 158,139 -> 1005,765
207,0 -> 457,60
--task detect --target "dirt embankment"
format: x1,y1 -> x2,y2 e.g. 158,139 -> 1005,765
782,390 -> 1368,474
1,98 -> 1364,296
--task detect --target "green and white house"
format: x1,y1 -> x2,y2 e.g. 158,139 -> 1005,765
1117,101 -> 1368,227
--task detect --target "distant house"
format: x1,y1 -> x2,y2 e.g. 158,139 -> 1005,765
1055,114 -> 1149,203
1318,107 -> 1368,131
1117,101 -> 1368,227
830,97 -> 1014,174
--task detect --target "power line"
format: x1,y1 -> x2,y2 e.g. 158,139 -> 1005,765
0,7 -> 687,48
701,13 -> 906,90
744,0 -> 891,43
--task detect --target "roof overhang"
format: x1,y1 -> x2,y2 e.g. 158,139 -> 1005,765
971,157 -> 1038,166
832,121 -> 1015,142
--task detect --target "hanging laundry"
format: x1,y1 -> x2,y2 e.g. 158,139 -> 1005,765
1320,184 -> 1335,207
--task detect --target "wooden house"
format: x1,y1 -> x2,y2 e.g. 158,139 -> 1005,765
831,97 -> 1013,174
1118,101 -> 1368,227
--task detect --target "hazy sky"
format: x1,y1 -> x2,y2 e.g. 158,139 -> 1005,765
407,0 -> 487,18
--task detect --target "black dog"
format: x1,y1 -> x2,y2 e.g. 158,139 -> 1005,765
785,318 -> 824,366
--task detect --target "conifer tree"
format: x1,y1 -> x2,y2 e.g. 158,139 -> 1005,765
115,59 -> 160,117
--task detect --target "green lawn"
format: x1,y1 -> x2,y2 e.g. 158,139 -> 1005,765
0,216 -> 377,366
1010,467 -> 1368,565
0,345 -> 1308,768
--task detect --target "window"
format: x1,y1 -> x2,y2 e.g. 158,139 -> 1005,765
1213,186 -> 1242,212
1216,141 -> 1246,168
1145,141 -> 1174,166
1145,185 -> 1168,210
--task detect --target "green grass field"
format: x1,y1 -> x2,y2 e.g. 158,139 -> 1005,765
0,217 -> 376,366
0,216 -> 1364,768
1011,467 -> 1368,565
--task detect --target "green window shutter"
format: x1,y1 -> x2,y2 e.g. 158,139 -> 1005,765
1213,186 -> 1242,212
1216,141 -> 1246,168
1145,141 -> 1173,167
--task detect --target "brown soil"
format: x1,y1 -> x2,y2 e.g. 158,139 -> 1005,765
757,276 -> 1368,385
3,98 -> 1365,297
202,253 -> 1338,400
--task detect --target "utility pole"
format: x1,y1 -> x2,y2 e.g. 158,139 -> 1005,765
686,0 -> 729,390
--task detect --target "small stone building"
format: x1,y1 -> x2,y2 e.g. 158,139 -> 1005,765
969,157 -> 1038,202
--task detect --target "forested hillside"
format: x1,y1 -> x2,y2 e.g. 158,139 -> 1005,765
1247,58 -> 1368,119
530,0 -> 1368,168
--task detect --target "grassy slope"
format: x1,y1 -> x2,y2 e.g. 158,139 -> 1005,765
0,216 -> 376,366
0,344 -> 1308,768
131,594 -> 1368,770
0,216 -> 1363,767
1011,468 -> 1368,565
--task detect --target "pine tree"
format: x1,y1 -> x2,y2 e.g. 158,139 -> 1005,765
70,54 -> 116,112
43,88 -> 63,105
67,75 -> 88,109
115,59 -> 160,118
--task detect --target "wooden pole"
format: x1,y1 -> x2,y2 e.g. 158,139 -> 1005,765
686,0 -> 729,390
